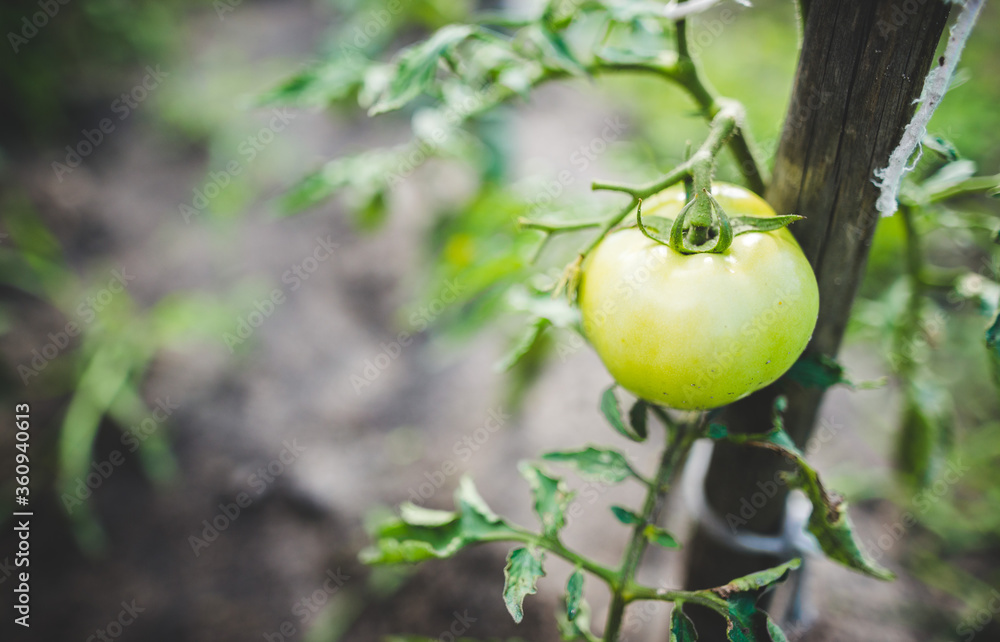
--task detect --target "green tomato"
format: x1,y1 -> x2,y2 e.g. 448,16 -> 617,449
578,183 -> 819,410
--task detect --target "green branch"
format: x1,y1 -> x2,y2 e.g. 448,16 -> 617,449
601,414 -> 704,642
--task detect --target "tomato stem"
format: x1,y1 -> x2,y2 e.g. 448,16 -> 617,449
601,411 -> 706,642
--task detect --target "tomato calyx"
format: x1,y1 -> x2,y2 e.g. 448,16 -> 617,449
635,188 -> 805,255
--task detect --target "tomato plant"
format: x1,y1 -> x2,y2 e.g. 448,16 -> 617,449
264,0 -> 995,639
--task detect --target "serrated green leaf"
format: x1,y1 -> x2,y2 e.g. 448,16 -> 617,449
644,524 -> 681,548
711,560 -> 799,642
566,568 -> 584,622
730,215 -> 803,236
519,463 -> 574,538
361,477 -> 517,565
360,514 -> 465,564
503,547 -> 545,623
369,24 -> 477,116
541,447 -> 637,484
714,559 -> 801,596
804,491 -> 895,581
669,606 -> 698,641
611,505 -> 641,525
600,385 -> 648,442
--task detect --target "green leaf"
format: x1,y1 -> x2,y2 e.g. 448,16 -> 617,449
636,204 -> 674,246
369,24 -> 478,116
278,147 -> 406,215
361,477 -> 517,564
519,463 -> 574,538
803,487 -> 895,581
360,512 -> 465,564
714,559 -> 800,596
669,606 -> 698,641
456,476 -> 503,529
629,400 -> 649,440
600,385 -> 648,442
707,423 -> 729,440
729,215 -> 803,236
257,57 -> 367,108
495,318 -> 550,372
611,505 -> 641,525
556,590 -> 595,641
503,547 -> 545,623
922,134 -> 960,161
987,308 -> 1000,385
644,524 -> 681,548
541,447 -> 638,484
766,618 -> 789,642
711,560 -> 800,642
398,502 -> 458,527
720,402 -> 893,580
783,353 -> 849,389
895,380 -> 951,488
921,159 -> 977,195
566,567 -> 584,622
531,23 -> 587,76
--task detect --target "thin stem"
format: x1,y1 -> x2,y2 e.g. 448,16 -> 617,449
582,55 -> 765,194
625,585 -> 730,616
894,204 -> 923,379
602,414 -> 704,642
498,527 -> 619,585
581,198 -> 641,257
582,104 -> 742,257
518,217 -> 607,232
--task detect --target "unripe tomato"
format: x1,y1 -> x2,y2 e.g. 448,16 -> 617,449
578,183 -> 819,410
